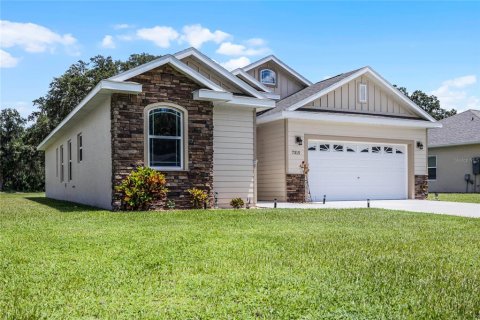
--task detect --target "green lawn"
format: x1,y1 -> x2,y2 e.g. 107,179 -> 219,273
1,193 -> 479,319
428,192 -> 480,204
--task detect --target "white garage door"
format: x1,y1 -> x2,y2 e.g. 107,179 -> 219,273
307,140 -> 407,201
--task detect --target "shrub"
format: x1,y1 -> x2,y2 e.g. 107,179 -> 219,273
187,188 -> 209,209
230,198 -> 244,209
115,166 -> 168,210
166,199 -> 175,210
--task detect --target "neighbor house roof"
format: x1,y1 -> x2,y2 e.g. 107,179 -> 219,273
258,66 -> 437,123
428,109 -> 480,147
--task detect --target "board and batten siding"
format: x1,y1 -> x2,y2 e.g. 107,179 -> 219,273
305,74 -> 418,118
44,96 -> 112,209
246,62 -> 307,99
286,119 -> 427,176
213,106 -> 255,207
256,119 -> 287,201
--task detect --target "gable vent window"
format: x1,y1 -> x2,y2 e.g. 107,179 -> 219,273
260,69 -> 276,85
359,83 -> 368,103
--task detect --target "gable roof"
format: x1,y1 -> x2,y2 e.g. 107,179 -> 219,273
173,47 -> 265,99
258,66 -> 436,123
428,109 -> 480,147
109,54 -> 226,92
242,55 -> 313,87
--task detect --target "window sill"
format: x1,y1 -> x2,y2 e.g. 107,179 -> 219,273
150,166 -> 188,172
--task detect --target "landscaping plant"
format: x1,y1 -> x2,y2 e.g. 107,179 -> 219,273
230,197 -> 245,209
186,188 -> 209,209
115,166 -> 168,210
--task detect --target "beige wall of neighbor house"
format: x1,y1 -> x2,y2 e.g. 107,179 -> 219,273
181,56 -> 244,94
247,61 -> 306,99
304,74 -> 418,118
45,96 -> 112,209
213,105 -> 256,207
428,144 -> 480,193
256,119 -> 287,201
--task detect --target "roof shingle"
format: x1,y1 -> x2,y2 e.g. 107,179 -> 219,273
428,110 -> 480,147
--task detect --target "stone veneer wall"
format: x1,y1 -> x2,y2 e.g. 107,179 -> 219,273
286,174 -> 306,202
414,174 -> 428,200
111,64 -> 214,210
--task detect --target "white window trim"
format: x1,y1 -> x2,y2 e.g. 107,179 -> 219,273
67,140 -> 72,181
77,133 -> 83,163
428,155 -> 437,181
144,102 -> 188,171
60,145 -> 64,182
359,83 -> 368,103
260,69 -> 276,85
55,147 -> 59,177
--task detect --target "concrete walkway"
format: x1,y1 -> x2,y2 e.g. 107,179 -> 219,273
257,200 -> 480,218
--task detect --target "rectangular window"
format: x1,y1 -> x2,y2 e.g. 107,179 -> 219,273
68,140 -> 72,181
60,145 -> 64,182
56,148 -> 59,177
359,83 -> 367,103
77,133 -> 83,162
428,156 -> 437,180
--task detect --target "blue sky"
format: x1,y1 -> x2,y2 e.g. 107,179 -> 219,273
1,1 -> 479,117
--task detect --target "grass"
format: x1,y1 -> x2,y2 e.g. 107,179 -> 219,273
0,193 -> 479,319
428,192 -> 480,204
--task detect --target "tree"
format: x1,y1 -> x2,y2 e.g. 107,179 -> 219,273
0,109 -> 43,191
394,86 -> 457,120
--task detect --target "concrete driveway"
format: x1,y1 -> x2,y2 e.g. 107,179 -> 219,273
257,200 -> 480,218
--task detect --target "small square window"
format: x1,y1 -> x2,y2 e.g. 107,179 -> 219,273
360,147 -> 369,153
333,144 -> 344,152
372,146 -> 381,154
384,147 -> 393,154
319,144 -> 330,151
346,147 -> 356,153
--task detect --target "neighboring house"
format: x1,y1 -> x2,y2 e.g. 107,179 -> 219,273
38,47 -> 440,209
428,110 -> 480,193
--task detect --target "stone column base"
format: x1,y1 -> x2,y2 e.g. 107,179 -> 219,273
286,174 -> 306,202
415,175 -> 428,199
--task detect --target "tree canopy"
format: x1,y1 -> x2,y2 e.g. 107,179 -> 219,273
394,86 -> 457,120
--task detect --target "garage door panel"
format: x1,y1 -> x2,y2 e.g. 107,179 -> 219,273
307,140 -> 407,201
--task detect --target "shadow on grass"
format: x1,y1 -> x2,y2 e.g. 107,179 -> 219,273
25,196 -> 101,213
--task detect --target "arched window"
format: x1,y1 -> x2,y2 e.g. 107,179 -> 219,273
148,107 -> 184,170
260,69 -> 276,85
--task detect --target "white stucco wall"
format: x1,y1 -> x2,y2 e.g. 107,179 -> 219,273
44,96 -> 112,209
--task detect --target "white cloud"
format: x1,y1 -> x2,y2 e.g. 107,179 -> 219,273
0,49 -> 19,68
0,20 -> 77,53
101,35 -> 116,49
0,101 -> 35,118
113,23 -> 133,30
431,75 -> 479,111
179,24 -> 230,48
220,56 -> 250,71
245,38 -> 266,46
216,41 -> 269,56
136,26 -> 179,48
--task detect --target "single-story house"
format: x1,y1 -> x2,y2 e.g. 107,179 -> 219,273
428,109 -> 480,193
38,47 -> 440,209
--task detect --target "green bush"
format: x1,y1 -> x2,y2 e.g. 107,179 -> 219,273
187,188 -> 209,209
230,198 -> 244,209
115,166 -> 168,210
